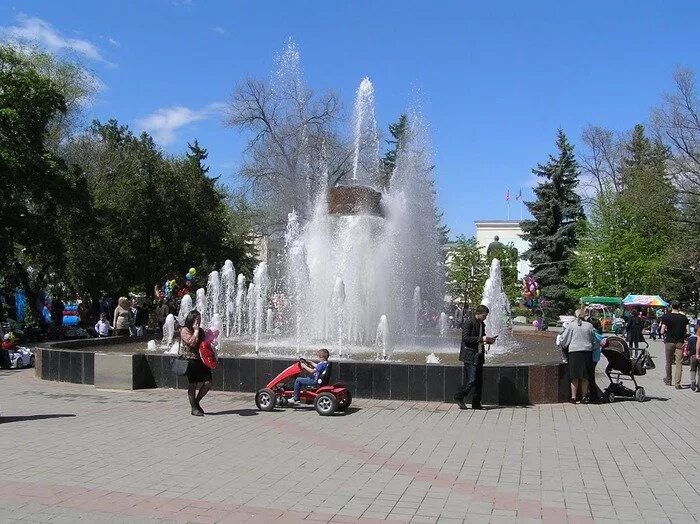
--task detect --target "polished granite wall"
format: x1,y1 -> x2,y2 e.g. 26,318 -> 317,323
37,346 -> 569,404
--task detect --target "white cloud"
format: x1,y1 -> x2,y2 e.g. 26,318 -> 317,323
1,14 -> 112,65
108,37 -> 120,47
136,103 -> 225,145
212,26 -> 226,35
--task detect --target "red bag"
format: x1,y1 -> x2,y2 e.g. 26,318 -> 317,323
199,341 -> 218,370
682,342 -> 689,359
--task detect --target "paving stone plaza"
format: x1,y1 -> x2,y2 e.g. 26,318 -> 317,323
1,338 -> 698,524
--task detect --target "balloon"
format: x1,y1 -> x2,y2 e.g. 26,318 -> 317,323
189,267 -> 196,276
185,273 -> 192,281
536,289 -> 541,297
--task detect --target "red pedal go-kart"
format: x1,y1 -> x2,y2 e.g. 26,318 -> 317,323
255,357 -> 351,416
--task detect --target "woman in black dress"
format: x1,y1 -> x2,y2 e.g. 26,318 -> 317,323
626,310 -> 643,355
179,310 -> 212,416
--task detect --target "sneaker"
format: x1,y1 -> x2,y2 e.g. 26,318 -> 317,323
191,408 -> 204,417
581,396 -> 591,404
663,378 -> 670,385
675,385 -> 682,390
691,383 -> 697,392
453,395 -> 467,409
471,404 -> 484,410
287,398 -> 298,404
195,400 -> 205,414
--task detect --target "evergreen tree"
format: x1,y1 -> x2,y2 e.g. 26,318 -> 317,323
521,130 -> 584,315
378,114 -> 408,189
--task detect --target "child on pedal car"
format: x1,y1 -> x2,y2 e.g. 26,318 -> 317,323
288,348 -> 329,404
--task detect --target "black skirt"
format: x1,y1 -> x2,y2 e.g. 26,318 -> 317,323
186,359 -> 212,384
568,351 -> 592,380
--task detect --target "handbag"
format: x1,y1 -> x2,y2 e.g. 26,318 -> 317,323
643,353 -> 655,369
682,342 -> 689,359
172,357 -> 189,376
171,340 -> 189,376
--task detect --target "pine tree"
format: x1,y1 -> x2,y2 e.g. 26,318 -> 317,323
378,114 -> 408,189
521,130 -> 584,315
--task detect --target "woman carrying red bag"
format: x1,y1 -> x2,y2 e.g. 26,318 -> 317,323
179,311 -> 212,416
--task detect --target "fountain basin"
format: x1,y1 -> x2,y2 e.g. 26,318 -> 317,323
34,335 -> 570,404
327,185 -> 383,216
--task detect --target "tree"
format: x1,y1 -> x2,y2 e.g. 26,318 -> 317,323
521,130 -> 585,315
569,125 -> 679,299
20,47 -> 101,148
378,114 -> 408,189
62,121 -> 255,300
0,45 -> 89,318
224,41 -> 344,234
445,236 -> 487,311
579,125 -> 624,198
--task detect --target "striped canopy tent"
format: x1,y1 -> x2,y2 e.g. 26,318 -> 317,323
621,294 -> 669,307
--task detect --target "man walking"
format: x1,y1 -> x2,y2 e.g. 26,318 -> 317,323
660,300 -> 689,389
453,305 -> 496,409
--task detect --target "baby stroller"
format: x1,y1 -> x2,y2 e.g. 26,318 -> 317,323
600,336 -> 651,403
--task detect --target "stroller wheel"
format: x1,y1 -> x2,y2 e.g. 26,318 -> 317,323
607,391 -> 615,403
635,387 -> 646,402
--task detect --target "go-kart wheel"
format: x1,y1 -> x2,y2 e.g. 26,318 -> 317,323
314,392 -> 337,416
29,355 -> 36,368
607,391 -> 615,403
15,358 -> 24,369
635,387 -> 646,402
255,388 -> 276,411
337,391 -> 352,411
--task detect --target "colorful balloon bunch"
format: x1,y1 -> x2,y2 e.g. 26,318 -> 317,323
155,268 -> 197,301
521,274 -> 541,309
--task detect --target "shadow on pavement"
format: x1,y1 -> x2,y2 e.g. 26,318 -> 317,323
0,414 -> 76,424
207,408 -> 261,416
335,407 -> 361,416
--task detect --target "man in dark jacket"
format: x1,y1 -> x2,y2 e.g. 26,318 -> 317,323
454,304 -> 495,409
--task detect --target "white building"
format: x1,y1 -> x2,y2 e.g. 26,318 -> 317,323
474,220 -> 532,279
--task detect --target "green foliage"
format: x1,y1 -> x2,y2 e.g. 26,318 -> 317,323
378,114 -> 408,189
63,123 -> 256,298
521,130 -> 585,315
569,125 -> 680,300
0,45 -> 89,313
446,235 -> 487,309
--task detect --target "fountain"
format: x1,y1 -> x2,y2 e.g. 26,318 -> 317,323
234,274 -> 246,335
253,262 -> 269,354
177,294 -> 192,326
331,277 -> 346,357
195,288 -> 206,320
439,312 -> 448,337
52,48 -> 566,406
481,258 -> 513,354
375,315 -> 390,360
221,260 -> 236,336
162,314 -> 175,347
266,308 -> 274,334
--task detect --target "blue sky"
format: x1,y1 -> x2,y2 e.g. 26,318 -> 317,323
2,1 -> 700,237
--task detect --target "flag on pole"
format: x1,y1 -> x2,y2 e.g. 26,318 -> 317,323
505,189 -> 510,202
515,188 -> 522,201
